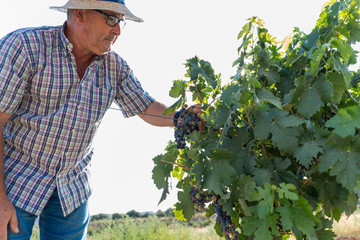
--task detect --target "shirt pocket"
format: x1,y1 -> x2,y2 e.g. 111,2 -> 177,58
75,86 -> 115,126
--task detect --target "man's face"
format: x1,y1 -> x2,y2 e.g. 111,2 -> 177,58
81,9 -> 123,55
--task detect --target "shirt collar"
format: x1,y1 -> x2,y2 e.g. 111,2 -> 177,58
60,21 -> 73,56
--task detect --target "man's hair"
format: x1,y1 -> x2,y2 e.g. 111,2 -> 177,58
67,9 -> 75,20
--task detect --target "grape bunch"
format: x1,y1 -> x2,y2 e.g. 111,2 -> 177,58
189,186 -> 240,240
174,107 -> 200,149
214,202 -> 240,240
189,186 -> 216,212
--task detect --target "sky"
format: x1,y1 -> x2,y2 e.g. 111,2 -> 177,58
0,0 -> 343,215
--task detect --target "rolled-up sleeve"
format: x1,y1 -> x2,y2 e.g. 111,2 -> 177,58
114,61 -> 154,118
0,32 -> 30,114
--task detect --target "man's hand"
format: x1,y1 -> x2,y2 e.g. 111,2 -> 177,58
188,104 -> 205,131
0,196 -> 18,240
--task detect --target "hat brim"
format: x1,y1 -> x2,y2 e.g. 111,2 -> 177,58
50,1 -> 143,22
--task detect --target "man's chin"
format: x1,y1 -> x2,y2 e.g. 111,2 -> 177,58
98,47 -> 112,55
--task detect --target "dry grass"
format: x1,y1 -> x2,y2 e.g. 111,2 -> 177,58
333,208 -> 360,240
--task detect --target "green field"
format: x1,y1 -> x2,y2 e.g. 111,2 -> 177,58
29,209 -> 360,240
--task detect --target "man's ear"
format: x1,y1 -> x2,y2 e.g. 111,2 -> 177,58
74,9 -> 88,24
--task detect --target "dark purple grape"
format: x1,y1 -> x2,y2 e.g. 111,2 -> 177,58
174,107 -> 200,149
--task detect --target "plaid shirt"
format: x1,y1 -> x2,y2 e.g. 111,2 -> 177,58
0,23 -> 154,216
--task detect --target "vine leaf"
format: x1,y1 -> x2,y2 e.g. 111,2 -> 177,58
277,183 -> 299,201
254,110 -> 304,153
296,87 -> 324,118
253,183 -> 275,219
203,159 -> 236,196
176,178 -> 195,220
256,88 -> 282,109
319,135 -> 360,190
325,105 -> 360,137
291,75 -> 333,118
187,57 -> 218,89
242,214 -> 279,240
276,197 -> 318,238
152,143 -> 179,203
169,80 -> 186,98
327,72 -> 347,102
294,141 -> 323,168
330,38 -> 356,65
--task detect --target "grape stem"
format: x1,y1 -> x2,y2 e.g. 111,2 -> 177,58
193,80 -> 204,105
160,160 -> 192,171
241,102 -> 268,158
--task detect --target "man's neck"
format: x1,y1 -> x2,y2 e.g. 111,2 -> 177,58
64,22 -> 96,79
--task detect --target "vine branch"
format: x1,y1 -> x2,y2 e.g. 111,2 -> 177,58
160,160 -> 192,171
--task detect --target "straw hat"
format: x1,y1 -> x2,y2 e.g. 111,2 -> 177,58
50,0 -> 143,22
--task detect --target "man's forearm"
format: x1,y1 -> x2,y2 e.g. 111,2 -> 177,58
138,101 -> 176,127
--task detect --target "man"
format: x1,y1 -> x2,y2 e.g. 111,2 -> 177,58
0,0 -> 201,239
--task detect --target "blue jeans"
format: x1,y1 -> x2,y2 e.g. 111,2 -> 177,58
7,189 -> 89,240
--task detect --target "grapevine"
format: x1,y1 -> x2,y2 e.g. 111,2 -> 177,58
152,1 -> 360,239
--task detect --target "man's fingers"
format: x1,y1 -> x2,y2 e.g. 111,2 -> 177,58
191,104 -> 202,114
0,225 -> 8,240
9,213 -> 19,234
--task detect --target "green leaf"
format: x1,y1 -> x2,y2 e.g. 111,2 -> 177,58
152,143 -> 179,203
331,154 -> 360,190
238,174 -> 257,201
254,110 -> 303,153
221,84 -> 241,105
327,72 -> 347,102
213,103 -> 234,142
174,204 -> 186,221
176,177 -> 195,220
277,183 -> 299,200
164,98 -> 184,115
294,141 -> 323,167
276,203 -> 293,231
303,29 -> 319,52
252,183 -> 275,218
237,20 -> 252,39
242,214 -> 279,240
330,38 -> 355,65
258,65 -> 281,85
331,56 -> 351,86
276,197 -> 318,238
310,48 -> 325,75
254,215 -> 279,240
277,114 -> 305,128
296,87 -> 323,118
316,229 -> 337,240
213,103 -> 231,127
313,75 -> 333,103
256,88 -> 282,109
169,80 -> 186,98
152,154 -> 176,189
253,168 -> 273,186
211,148 -> 232,159
319,135 -> 360,190
187,57 -> 218,89
348,19 -> 360,42
326,106 -> 360,137
311,172 -> 346,219
203,160 -> 237,196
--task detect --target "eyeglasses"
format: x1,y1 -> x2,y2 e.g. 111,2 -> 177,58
94,10 -> 126,29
